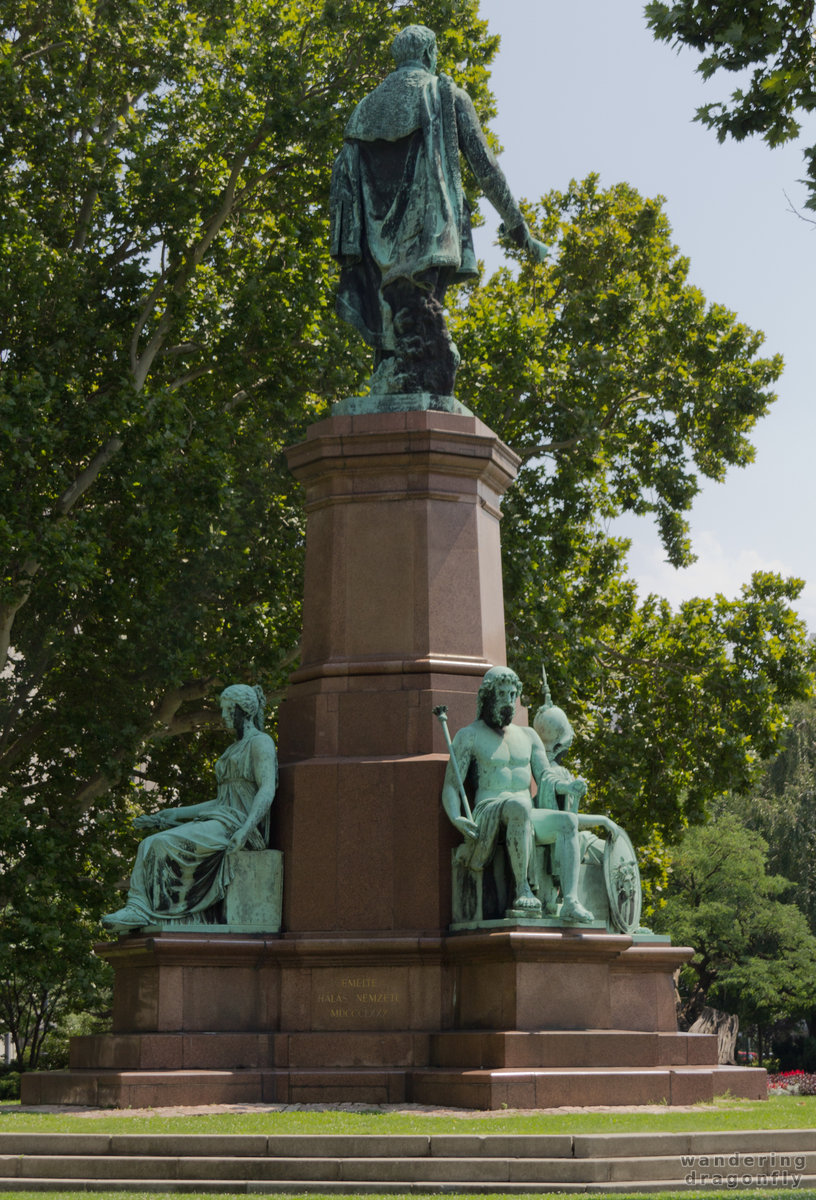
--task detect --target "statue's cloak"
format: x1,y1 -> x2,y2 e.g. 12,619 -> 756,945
330,66 -> 478,348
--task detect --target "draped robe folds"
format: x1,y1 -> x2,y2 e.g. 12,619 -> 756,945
330,66 -> 480,349
120,728 -> 276,926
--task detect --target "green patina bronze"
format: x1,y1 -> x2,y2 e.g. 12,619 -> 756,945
441,666 -> 645,932
101,684 -> 279,935
330,24 -> 548,409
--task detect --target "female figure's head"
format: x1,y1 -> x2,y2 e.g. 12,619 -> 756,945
219,683 -> 266,737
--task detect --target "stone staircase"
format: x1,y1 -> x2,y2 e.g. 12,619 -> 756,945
1,1129 -> 815,1192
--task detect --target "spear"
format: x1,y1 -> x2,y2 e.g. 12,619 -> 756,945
433,704 -> 473,823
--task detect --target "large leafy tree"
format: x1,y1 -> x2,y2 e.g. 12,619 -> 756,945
654,814 -> 816,1059
451,180 -> 814,869
0,0 -> 497,1066
728,698 -> 816,936
645,0 -> 816,211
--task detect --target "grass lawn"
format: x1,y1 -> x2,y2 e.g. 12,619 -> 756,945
2,1097 -> 816,1199
2,1092 -> 816,1135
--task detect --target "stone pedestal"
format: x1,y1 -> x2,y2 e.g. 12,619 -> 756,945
22,929 -> 767,1108
21,411 -> 767,1109
275,411 -> 520,936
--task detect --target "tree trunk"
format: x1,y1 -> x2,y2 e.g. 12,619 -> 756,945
688,1005 -> 739,1065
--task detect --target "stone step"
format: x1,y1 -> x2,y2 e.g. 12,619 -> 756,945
3,1131 -> 814,1193
4,1129 -> 816,1159
429,1030 -> 718,1069
69,1028 -> 719,1072
3,1153 -> 816,1185
410,1064 -> 767,1109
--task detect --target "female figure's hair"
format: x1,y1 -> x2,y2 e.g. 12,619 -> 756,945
220,683 -> 266,732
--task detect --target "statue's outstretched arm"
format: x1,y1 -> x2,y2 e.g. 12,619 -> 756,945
576,812 -> 622,841
454,88 -> 549,263
134,799 -> 218,830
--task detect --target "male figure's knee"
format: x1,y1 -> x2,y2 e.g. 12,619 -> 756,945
503,797 -> 533,827
557,811 -> 579,835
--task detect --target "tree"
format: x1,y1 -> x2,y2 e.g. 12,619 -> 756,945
0,0 -> 498,1066
727,698 -> 816,937
450,180 -> 815,873
645,0 -> 816,211
653,814 -> 816,1059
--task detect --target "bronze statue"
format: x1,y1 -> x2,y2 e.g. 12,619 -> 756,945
330,24 -> 548,401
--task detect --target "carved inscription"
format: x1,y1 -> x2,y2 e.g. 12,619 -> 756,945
312,972 -> 405,1027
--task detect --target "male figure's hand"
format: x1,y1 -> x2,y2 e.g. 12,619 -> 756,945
452,815 -> 479,842
524,229 -> 550,263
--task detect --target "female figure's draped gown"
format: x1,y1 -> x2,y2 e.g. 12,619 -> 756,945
108,726 -> 275,927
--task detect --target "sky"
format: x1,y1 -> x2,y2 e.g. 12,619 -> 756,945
473,0 -> 816,629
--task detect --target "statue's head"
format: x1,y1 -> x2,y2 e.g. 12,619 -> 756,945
392,25 -> 437,72
533,703 -> 574,760
477,665 -> 521,731
219,683 -> 266,736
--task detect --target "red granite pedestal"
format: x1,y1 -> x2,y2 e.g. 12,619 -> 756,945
21,412 -> 766,1107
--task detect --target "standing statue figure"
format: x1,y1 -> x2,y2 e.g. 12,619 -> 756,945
441,666 -> 622,923
330,24 -> 548,401
102,684 -> 278,933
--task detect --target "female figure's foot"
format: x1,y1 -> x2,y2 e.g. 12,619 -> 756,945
101,906 -> 144,933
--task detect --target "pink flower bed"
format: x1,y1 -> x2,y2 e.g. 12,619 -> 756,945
767,1069 -> 816,1095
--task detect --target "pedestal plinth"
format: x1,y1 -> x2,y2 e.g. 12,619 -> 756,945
275,411 -> 521,936
22,929 -> 767,1108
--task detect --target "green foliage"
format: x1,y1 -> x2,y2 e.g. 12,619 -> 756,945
645,0 -> 816,210
0,0 -> 495,1065
727,696 -> 816,935
452,180 -> 814,880
654,814 -> 816,1029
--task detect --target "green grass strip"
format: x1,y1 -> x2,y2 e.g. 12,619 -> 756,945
2,1093 -> 816,1134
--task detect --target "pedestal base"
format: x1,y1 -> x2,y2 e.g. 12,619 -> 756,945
21,929 -> 767,1108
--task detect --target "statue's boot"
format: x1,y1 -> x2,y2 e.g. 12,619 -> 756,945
101,906 -> 145,933
559,898 -> 595,924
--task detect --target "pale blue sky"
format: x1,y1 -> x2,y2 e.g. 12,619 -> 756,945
474,0 -> 816,628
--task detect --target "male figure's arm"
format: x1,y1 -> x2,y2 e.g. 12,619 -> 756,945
528,728 -> 587,811
441,725 -> 479,841
453,86 -> 549,263
528,728 -> 559,810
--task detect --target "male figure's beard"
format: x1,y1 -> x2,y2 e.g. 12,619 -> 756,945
486,701 -> 515,730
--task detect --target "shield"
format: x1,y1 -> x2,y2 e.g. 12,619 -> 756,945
603,830 -> 642,934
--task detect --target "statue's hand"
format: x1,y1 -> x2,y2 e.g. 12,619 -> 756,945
452,816 -> 479,842
524,231 -> 550,263
133,812 -> 163,830
606,820 -> 623,842
226,824 -> 252,853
